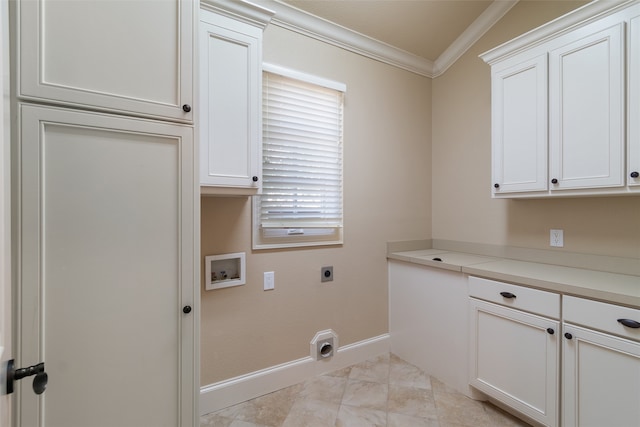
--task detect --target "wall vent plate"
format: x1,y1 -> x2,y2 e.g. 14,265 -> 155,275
310,329 -> 338,360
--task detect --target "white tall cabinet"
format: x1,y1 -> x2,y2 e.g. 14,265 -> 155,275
483,0 -> 640,197
11,1 -> 199,426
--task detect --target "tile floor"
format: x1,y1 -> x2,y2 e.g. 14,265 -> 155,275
200,353 -> 532,427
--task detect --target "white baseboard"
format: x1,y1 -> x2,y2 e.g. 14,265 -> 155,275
200,333 -> 390,415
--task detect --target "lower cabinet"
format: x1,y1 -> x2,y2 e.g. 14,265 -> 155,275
469,277 -> 640,427
469,277 -> 560,427
562,296 -> 640,427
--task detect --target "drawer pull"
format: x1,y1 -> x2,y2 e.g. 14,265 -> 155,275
564,333 -> 573,339
617,318 -> 640,329
500,291 -> 516,299
432,257 -> 442,262
546,328 -> 555,335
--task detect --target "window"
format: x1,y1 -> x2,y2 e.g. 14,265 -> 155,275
253,64 -> 345,249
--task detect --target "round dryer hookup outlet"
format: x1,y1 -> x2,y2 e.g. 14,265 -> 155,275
321,266 -> 333,282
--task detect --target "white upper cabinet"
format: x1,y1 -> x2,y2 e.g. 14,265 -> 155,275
630,13 -> 640,187
491,54 -> 548,194
549,22 -> 625,191
198,1 -> 273,195
17,0 -> 194,122
483,0 -> 640,198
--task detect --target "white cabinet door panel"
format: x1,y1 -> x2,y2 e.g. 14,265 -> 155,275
470,298 -> 559,427
199,14 -> 261,192
18,104 -> 197,427
17,0 -> 194,122
629,14 -> 640,186
563,324 -> 640,427
492,55 -> 547,194
199,16 -> 262,189
549,23 -> 625,190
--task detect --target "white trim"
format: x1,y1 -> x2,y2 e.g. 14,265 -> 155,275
480,0 -> 637,64
262,63 -> 346,92
199,333 -> 390,415
433,1 -> 518,77
259,0 -> 518,78
201,0 -> 275,30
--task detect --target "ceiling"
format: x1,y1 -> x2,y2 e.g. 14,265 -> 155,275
279,0 -> 495,62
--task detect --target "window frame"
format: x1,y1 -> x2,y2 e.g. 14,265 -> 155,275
252,64 -> 345,250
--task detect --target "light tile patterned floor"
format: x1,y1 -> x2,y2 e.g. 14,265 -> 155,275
201,353 -> 532,427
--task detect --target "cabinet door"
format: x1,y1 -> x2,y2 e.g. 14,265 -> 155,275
563,324 -> 640,427
17,104 -> 197,427
469,298 -> 559,427
17,0 -> 194,122
491,54 -> 548,195
549,23 -> 625,190
199,11 -> 261,194
629,14 -> 640,187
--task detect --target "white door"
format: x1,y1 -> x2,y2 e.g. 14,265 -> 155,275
629,14 -> 640,187
17,0 -> 194,122
15,104 -> 197,427
549,22 -> 625,190
562,324 -> 640,427
491,54 -> 548,195
469,299 -> 559,427
1,0 -> 12,423
199,11 -> 262,193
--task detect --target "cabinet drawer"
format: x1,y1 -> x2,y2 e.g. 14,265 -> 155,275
564,296 -> 640,342
469,276 -> 560,318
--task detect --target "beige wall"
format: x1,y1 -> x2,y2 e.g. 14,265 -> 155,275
202,0 -> 640,386
432,1 -> 640,259
201,25 -> 432,385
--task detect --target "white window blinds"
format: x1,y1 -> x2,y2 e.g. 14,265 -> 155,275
259,69 -> 344,229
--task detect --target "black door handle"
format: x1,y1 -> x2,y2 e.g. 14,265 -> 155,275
617,318 -> 640,329
500,291 -> 516,299
4,359 -> 48,395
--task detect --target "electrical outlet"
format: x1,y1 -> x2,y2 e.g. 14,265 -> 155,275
264,271 -> 275,290
321,266 -> 333,282
550,229 -> 564,247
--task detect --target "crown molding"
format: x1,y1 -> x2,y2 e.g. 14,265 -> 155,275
480,0 -> 637,64
201,0 -> 275,29
252,0 -> 518,78
262,0 -> 434,76
433,1 -> 518,77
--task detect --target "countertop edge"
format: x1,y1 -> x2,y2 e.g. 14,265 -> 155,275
388,251 -> 640,309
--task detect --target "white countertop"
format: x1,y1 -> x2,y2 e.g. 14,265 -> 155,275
388,250 -> 640,308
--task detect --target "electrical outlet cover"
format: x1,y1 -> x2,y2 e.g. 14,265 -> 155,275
550,229 -> 564,247
321,266 -> 333,282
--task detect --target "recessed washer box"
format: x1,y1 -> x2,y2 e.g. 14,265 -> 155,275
205,252 -> 246,290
